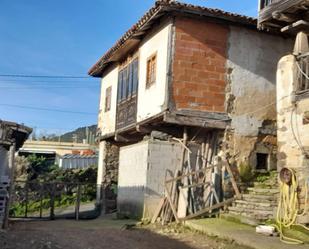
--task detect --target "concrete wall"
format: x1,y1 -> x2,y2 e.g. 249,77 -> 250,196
225,26 -> 293,168
137,22 -> 171,122
118,141 -> 148,218
117,140 -> 182,219
277,55 -> 309,220
144,141 -> 182,218
98,66 -> 119,135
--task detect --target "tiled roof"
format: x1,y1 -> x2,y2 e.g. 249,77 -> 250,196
88,0 -> 257,77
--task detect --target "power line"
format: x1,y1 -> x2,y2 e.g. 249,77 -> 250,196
0,74 -> 91,79
0,103 -> 97,115
0,85 -> 100,90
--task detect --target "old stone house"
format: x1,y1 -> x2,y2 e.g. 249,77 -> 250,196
89,0 -> 293,219
258,0 -> 309,224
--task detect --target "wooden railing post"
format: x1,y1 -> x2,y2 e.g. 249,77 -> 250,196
75,183 -> 81,221
50,183 -> 55,220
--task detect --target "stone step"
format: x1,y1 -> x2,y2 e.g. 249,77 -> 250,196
228,206 -> 274,217
228,210 -> 273,221
247,187 -> 279,195
220,213 -> 261,226
242,194 -> 278,202
232,203 -> 275,212
235,199 -> 277,208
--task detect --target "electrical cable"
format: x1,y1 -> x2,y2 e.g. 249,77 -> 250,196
0,103 -> 97,116
0,74 -> 90,79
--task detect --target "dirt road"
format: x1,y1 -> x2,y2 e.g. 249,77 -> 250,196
0,217 -> 251,249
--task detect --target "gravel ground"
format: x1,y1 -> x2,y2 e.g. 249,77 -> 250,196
0,218 -> 251,249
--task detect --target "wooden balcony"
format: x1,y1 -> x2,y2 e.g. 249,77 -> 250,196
258,0 -> 309,30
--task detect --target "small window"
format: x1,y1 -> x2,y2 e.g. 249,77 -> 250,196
105,86 -> 112,112
256,153 -> 268,170
146,53 -> 157,88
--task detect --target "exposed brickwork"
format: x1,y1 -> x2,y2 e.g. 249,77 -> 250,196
172,17 -> 229,112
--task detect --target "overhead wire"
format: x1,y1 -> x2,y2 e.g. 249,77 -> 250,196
0,74 -> 90,79
0,103 -> 97,116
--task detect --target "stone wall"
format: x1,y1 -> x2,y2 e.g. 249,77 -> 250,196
277,55 -> 309,222
223,26 -> 293,171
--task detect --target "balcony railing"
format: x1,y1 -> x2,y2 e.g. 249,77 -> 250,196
260,0 -> 284,9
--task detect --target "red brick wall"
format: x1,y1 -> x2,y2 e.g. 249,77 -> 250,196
172,17 -> 229,113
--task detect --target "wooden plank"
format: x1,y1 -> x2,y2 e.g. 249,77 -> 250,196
165,165 -> 216,184
75,184 -> 81,221
151,197 -> 166,223
180,198 -> 235,221
224,162 -> 241,198
164,185 -> 179,223
259,0 -> 307,25
164,112 -> 228,129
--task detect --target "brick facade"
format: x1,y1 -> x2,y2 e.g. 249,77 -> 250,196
172,17 -> 229,113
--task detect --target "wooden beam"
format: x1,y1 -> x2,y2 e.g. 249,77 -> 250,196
136,125 -> 152,134
164,112 -> 228,129
151,197 -> 166,223
180,197 -> 235,221
164,185 -> 179,223
224,161 -> 241,199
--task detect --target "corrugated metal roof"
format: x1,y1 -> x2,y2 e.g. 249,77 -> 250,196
88,0 -> 256,77
61,154 -> 98,159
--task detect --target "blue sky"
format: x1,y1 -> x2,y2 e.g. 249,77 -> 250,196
0,0 -> 257,136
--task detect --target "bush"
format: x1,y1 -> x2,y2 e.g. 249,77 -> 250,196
239,162 -> 254,183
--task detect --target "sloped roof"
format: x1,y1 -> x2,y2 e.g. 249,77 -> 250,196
88,0 -> 256,77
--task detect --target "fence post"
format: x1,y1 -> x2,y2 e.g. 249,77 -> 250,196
25,182 -> 29,218
50,183 -> 55,220
75,183 -> 81,221
39,183 -> 43,218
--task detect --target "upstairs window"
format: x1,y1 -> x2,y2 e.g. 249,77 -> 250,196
117,58 -> 139,103
105,86 -> 112,112
146,53 -> 157,89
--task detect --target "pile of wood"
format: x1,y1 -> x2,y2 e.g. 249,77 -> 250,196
152,131 -> 241,224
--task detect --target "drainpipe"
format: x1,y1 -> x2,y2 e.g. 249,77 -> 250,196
163,17 -> 176,112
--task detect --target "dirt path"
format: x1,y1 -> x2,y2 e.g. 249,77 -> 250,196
0,218 -> 251,249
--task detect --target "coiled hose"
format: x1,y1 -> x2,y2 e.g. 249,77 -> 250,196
272,168 -> 309,244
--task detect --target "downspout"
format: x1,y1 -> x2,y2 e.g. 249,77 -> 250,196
163,16 -> 176,112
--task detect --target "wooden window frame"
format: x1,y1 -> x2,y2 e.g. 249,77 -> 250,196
117,58 -> 139,103
146,53 -> 157,89
105,86 -> 112,112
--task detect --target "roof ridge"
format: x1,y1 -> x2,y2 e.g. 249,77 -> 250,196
88,1 -> 256,77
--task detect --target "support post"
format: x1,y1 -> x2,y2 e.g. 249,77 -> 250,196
96,140 -> 107,214
75,183 -> 81,220
3,142 -> 15,229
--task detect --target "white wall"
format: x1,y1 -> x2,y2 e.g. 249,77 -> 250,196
136,22 -> 171,122
117,140 -> 182,219
118,141 -> 148,218
98,66 -> 118,135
